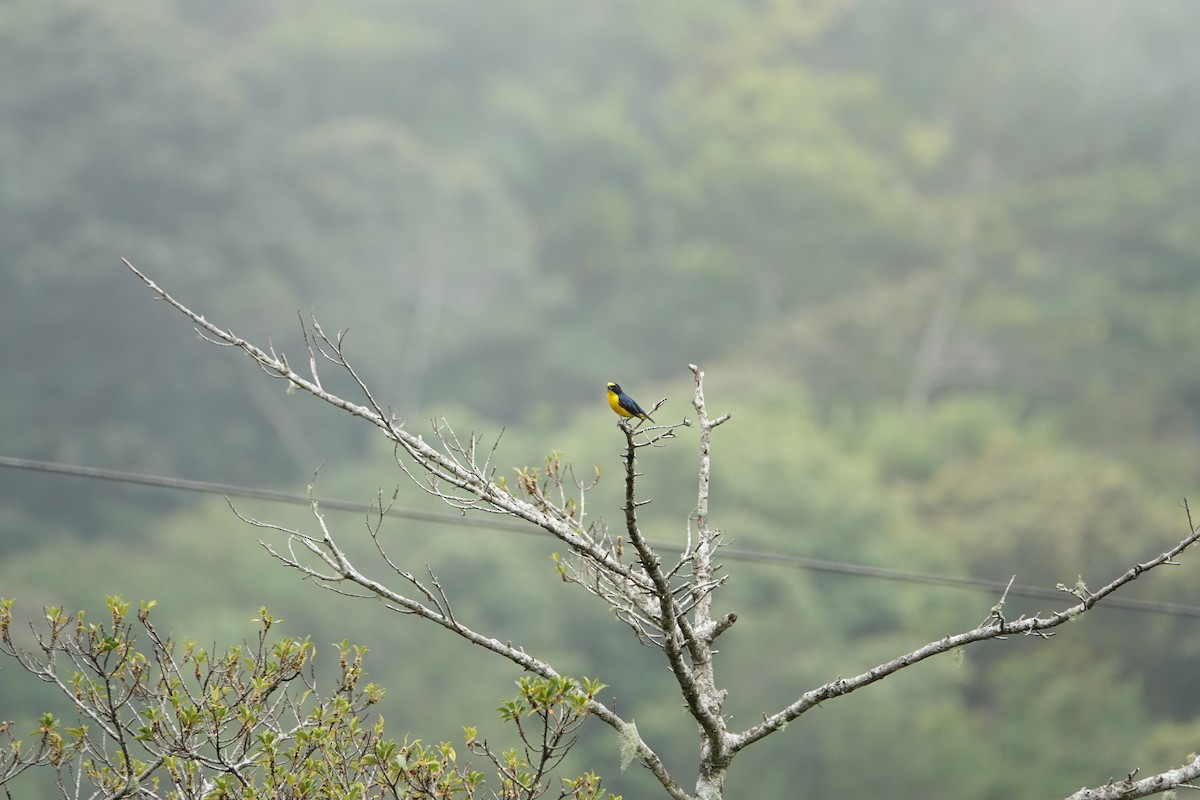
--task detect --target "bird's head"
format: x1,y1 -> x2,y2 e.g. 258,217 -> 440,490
607,382 -> 621,393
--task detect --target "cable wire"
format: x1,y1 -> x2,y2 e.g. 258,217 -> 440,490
2,455 -> 1198,618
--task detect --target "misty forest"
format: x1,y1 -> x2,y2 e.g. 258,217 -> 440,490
4,1 -> 1200,798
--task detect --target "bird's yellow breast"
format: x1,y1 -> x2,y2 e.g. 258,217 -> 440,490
608,389 -> 635,417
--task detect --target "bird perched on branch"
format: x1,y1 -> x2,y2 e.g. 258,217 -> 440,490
606,381 -> 654,423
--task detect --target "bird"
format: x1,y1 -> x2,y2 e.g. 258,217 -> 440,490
606,381 -> 654,423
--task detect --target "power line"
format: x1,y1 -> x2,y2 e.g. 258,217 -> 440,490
0,455 -> 525,531
717,547 -> 1200,618
2,455 -> 1198,619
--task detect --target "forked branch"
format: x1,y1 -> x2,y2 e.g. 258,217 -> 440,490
729,501 -> 1200,756
122,259 -> 691,800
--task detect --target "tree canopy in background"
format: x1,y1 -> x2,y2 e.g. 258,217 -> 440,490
3,1 -> 1200,797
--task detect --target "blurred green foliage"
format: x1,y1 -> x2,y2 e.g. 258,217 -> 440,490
3,0 -> 1200,797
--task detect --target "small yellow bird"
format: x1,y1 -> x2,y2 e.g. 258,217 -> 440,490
606,381 -> 654,423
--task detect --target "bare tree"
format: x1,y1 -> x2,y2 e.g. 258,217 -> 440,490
5,259 -> 1198,799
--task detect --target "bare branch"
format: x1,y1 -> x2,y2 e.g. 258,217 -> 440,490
1064,756 -> 1200,800
122,259 -> 649,598
730,504 -> 1200,754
